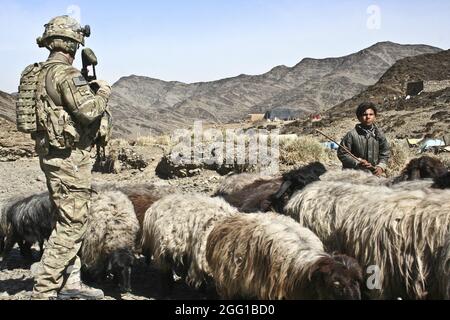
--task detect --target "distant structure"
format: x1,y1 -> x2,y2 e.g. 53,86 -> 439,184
247,113 -> 265,122
264,109 -> 299,121
310,114 -> 322,122
406,81 -> 424,96
406,80 -> 450,96
310,113 -> 323,128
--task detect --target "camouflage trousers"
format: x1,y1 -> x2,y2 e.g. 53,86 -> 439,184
33,148 -> 92,297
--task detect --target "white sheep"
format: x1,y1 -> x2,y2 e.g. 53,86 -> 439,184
340,187 -> 450,299
321,156 -> 446,189
284,180 -> 375,250
94,183 -> 174,243
320,169 -> 390,186
141,193 -> 239,295
80,190 -> 140,292
438,234 -> 450,300
285,179 -> 450,299
206,212 -> 363,300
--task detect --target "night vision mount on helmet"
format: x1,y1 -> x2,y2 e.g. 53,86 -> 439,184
16,16 -> 92,134
36,15 -> 90,48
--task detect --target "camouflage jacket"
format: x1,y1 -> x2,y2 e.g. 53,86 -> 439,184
337,124 -> 390,170
31,52 -> 109,154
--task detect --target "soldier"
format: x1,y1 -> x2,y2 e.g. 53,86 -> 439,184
337,102 -> 390,177
20,16 -> 111,300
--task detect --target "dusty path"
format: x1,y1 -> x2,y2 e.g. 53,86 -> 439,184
0,147 -> 224,300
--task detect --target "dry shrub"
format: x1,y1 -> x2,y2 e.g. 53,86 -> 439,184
387,139 -> 416,177
280,136 -> 333,165
109,138 -> 129,148
134,135 -> 171,147
437,153 -> 450,168
154,135 -> 171,146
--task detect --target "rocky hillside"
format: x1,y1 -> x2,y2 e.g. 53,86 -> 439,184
284,50 -> 450,140
0,91 -> 36,161
0,90 -> 15,122
377,88 -> 450,139
328,49 -> 450,117
328,50 -> 450,139
0,117 -> 35,161
109,42 -> 441,136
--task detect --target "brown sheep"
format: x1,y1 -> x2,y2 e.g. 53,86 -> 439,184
432,171 -> 450,189
217,162 -> 326,213
393,156 -> 447,183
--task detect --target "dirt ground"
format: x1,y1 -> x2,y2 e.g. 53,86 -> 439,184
0,145 -> 224,300
1,140 -> 448,300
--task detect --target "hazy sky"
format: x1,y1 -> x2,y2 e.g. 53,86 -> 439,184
1,0 -> 449,92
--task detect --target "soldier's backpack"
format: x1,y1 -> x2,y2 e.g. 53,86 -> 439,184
16,61 -> 63,134
16,63 -> 44,133
17,62 -> 112,151
17,61 -> 82,154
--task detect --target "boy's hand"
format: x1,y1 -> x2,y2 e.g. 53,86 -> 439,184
358,159 -> 372,169
374,166 -> 384,177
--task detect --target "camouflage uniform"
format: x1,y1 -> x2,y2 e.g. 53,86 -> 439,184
31,52 -> 109,299
22,16 -> 111,299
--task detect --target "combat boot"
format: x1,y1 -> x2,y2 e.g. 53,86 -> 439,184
30,292 -> 58,300
58,282 -> 104,300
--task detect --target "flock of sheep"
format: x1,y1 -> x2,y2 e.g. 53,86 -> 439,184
0,155 -> 449,300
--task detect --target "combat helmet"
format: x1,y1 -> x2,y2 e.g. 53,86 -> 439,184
36,15 -> 90,53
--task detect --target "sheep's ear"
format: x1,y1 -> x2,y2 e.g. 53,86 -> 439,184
106,259 -> 113,272
273,181 -> 292,200
309,257 -> 333,280
318,264 -> 332,274
410,168 -> 421,180
130,254 -> 136,266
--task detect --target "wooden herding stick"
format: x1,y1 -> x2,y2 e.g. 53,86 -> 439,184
315,129 -> 376,171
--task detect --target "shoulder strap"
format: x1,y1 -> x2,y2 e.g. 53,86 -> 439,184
37,61 -> 67,109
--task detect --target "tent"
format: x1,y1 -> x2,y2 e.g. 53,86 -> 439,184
419,139 -> 445,153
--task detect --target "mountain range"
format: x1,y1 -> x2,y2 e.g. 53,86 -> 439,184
108,41 -> 441,136
329,49 -> 450,117
327,49 -> 450,139
0,90 -> 15,123
282,48 -> 450,140
0,41 -> 444,138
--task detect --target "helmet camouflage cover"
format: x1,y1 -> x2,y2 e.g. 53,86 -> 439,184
37,15 -> 90,47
